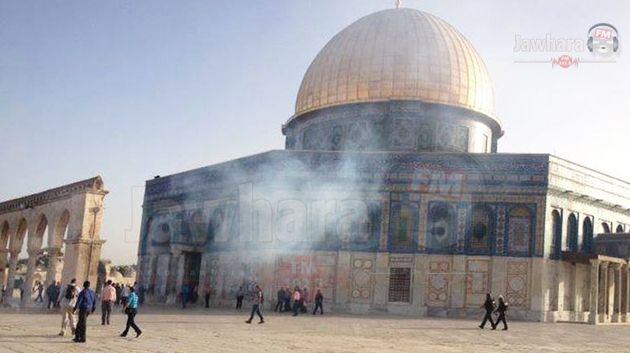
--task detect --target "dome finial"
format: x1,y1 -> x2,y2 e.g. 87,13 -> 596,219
395,0 -> 402,8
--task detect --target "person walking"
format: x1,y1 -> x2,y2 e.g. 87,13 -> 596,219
312,289 -> 324,315
492,296 -> 509,331
45,281 -> 59,309
236,286 -> 244,310
301,287 -> 310,313
245,284 -> 264,324
54,281 -> 62,308
73,281 -> 96,343
292,287 -> 301,317
20,280 -> 28,302
479,293 -> 496,329
34,281 -> 44,303
283,288 -> 291,312
115,283 -> 122,306
120,287 -> 142,338
204,283 -> 213,309
120,284 -> 130,307
59,279 -> 79,336
274,287 -> 285,312
101,280 -> 117,325
181,283 -> 190,309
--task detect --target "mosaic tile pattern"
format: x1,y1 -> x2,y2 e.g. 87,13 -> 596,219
350,256 -> 375,302
506,260 -> 529,308
427,260 -> 450,307
465,259 -> 490,307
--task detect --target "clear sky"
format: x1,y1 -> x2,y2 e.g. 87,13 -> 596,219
1,0 -> 629,265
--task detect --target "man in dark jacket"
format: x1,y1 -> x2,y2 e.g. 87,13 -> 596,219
45,281 -> 59,309
492,296 -> 509,331
478,293 -> 495,329
274,287 -> 285,312
312,289 -> 324,315
115,283 -> 122,306
236,286 -> 244,310
73,281 -> 96,343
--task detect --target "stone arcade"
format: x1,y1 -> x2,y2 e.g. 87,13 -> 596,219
0,177 -> 107,306
135,8 -> 630,324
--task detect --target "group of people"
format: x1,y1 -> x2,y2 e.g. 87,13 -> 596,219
180,282 -> 217,309
55,278 -> 143,343
236,284 -> 325,325
45,281 -> 68,308
56,280 -> 508,335
271,286 -> 324,316
479,293 -> 509,331
8,279 -> 141,313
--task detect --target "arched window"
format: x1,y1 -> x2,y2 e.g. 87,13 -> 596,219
551,210 -> 562,259
388,201 -> 418,251
13,218 -> 28,258
32,214 -> 48,253
567,214 -> 578,252
602,222 -> 611,233
467,205 -> 494,254
426,202 -> 456,253
616,224 -> 625,233
507,206 -> 532,255
582,217 -> 594,253
190,211 -> 207,245
208,208 -> 224,245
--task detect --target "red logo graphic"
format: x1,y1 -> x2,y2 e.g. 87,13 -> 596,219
552,55 -> 579,68
594,28 -> 613,40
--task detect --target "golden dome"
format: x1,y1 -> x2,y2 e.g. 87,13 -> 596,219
294,8 -> 497,123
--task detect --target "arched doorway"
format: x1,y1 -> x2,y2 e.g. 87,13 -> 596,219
466,205 -> 495,254
6,218 -> 29,302
22,214 -> 49,305
46,210 -> 70,286
426,202 -> 456,253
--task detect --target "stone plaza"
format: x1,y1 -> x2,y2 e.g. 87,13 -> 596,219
0,308 -> 628,353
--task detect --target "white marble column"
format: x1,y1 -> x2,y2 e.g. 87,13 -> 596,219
623,266 -> 629,323
589,260 -> 599,324
166,249 -> 182,304
3,251 -> 19,304
21,250 -> 40,306
607,264 -> 616,323
175,254 -> 186,296
144,255 -> 157,300
613,264 -> 622,322
0,249 -> 8,290
599,262 -> 608,323
44,248 -> 62,286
